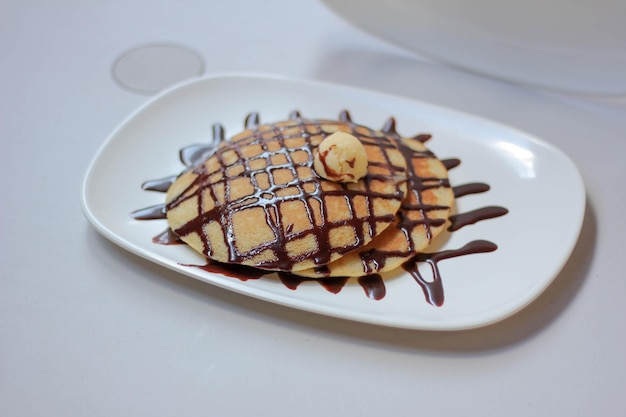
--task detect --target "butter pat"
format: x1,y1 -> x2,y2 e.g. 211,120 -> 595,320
313,131 -> 368,183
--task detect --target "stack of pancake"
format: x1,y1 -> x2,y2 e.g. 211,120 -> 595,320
165,113 -> 454,278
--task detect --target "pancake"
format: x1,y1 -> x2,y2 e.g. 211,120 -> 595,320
294,130 -> 454,278
165,116 -> 409,272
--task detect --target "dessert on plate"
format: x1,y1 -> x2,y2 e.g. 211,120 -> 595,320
165,111 -> 454,278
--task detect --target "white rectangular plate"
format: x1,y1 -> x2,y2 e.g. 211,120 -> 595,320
81,73 -> 585,330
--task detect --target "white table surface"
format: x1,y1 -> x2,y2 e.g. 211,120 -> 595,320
2,1 -> 625,416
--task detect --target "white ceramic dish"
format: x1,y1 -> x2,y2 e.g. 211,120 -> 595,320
321,0 -> 626,96
81,73 -> 585,330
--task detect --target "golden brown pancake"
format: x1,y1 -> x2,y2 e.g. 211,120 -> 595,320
165,117 -> 409,272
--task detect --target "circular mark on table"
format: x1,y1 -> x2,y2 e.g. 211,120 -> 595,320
112,43 -> 205,94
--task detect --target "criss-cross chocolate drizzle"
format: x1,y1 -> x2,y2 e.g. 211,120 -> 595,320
131,111 -> 509,306
341,117 -> 454,275
164,115 -> 408,271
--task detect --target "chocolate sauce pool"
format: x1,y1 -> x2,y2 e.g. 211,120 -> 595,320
131,112 -> 509,306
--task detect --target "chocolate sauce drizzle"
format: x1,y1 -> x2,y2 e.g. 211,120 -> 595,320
165,115 -> 408,271
452,182 -> 490,198
152,228 -> 182,245
403,240 -> 498,306
448,206 -> 509,232
378,119 -> 453,259
131,111 -> 509,306
142,175 -> 178,192
130,204 -> 166,220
